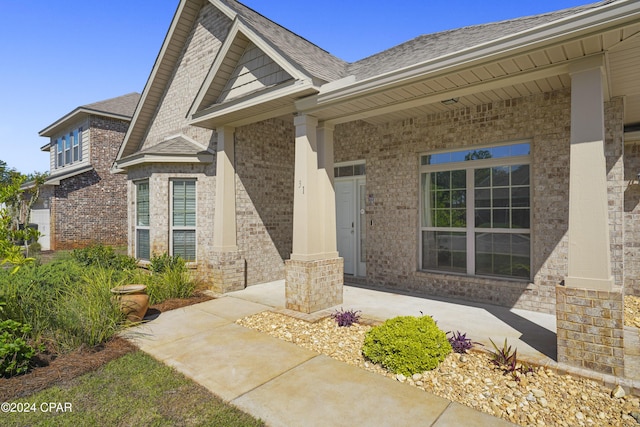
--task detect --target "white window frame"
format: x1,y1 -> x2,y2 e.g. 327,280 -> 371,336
419,141 -> 532,280
170,179 -> 197,262
135,180 -> 150,260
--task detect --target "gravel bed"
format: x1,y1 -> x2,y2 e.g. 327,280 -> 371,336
238,304 -> 640,427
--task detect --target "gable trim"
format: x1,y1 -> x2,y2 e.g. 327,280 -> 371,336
189,17 -> 312,119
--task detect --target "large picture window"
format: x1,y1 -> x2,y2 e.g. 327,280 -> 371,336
135,181 -> 150,260
171,179 -> 196,261
420,142 -> 531,279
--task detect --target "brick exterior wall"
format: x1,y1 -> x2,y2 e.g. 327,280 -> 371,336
334,89 -> 625,314
624,139 -> 640,296
51,116 -> 129,249
141,3 -> 229,151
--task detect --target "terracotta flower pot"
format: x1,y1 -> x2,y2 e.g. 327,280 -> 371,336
111,284 -> 149,322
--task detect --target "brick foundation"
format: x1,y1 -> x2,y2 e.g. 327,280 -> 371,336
556,285 -> 625,376
208,251 -> 246,293
285,258 -> 344,313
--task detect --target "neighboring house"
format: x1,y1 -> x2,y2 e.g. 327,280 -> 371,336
33,93 -> 140,250
113,1 -> 640,376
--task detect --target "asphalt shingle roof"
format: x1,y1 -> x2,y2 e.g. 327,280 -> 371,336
82,92 -> 140,118
348,1 -> 613,81
219,0 -> 348,82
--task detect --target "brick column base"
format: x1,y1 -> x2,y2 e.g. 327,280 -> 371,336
556,285 -> 624,376
285,257 -> 343,313
209,251 -> 246,293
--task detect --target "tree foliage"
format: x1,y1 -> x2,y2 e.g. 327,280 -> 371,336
0,160 -> 47,273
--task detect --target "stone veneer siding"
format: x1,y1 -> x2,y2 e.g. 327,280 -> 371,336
285,258 -> 344,313
51,116 -> 129,249
556,286 -> 625,376
334,89 -> 625,314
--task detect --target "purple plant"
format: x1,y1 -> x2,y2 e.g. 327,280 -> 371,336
331,308 -> 361,327
447,331 -> 479,353
489,338 -> 533,381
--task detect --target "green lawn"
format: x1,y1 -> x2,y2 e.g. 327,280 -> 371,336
4,351 -> 264,427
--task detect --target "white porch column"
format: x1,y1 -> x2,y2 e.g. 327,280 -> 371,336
213,126 -> 237,251
317,122 -> 338,258
564,57 -> 613,291
210,126 -> 245,293
557,56 -> 624,377
286,114 -> 343,313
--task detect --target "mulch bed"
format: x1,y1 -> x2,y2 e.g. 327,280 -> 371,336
0,292 -> 214,401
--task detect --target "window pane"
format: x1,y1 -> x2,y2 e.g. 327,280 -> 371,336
492,188 -> 509,207
422,231 -> 466,273
451,170 -> 466,189
173,180 -> 196,226
475,189 -> 490,208
173,230 -> 196,261
511,187 -> 529,207
436,171 -> 450,189
436,190 -> 450,208
492,166 -> 509,186
475,168 -> 491,187
451,190 -> 466,209
511,165 -> 530,185
511,209 -> 530,229
475,233 -> 530,279
136,182 -> 149,226
136,229 -> 150,260
493,209 -> 509,228
475,209 -> 491,228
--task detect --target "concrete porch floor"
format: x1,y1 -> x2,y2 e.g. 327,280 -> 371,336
229,280 -> 558,365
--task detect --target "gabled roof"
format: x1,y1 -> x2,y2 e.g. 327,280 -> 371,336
114,135 -> 214,170
39,92 -> 140,138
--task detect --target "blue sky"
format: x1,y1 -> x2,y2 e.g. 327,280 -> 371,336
1,0 -> 592,174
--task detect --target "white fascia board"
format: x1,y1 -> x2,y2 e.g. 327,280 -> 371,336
39,109 -> 130,137
44,165 -> 94,186
191,80 -> 316,126
298,0 -> 640,112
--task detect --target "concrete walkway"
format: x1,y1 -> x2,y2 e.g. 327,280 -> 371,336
121,281 -> 560,426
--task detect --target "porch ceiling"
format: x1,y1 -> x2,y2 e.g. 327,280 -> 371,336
300,22 -> 640,128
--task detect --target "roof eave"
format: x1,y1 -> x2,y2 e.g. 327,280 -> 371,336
115,152 -> 215,170
297,0 -> 640,112
39,108 -> 132,137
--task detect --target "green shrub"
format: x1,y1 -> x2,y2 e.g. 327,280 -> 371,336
72,244 -> 137,273
362,315 -> 452,376
149,252 -> 183,274
0,319 -> 38,377
145,255 -> 195,304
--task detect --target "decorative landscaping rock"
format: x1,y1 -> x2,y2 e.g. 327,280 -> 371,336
237,311 -> 640,427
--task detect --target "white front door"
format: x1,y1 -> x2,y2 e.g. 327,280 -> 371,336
336,181 -> 355,274
335,177 -> 366,276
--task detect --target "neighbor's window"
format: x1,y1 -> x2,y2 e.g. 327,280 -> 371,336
53,127 -> 83,168
420,142 -> 531,279
171,179 -> 196,261
135,180 -> 150,260
56,139 -> 63,168
72,128 -> 82,162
